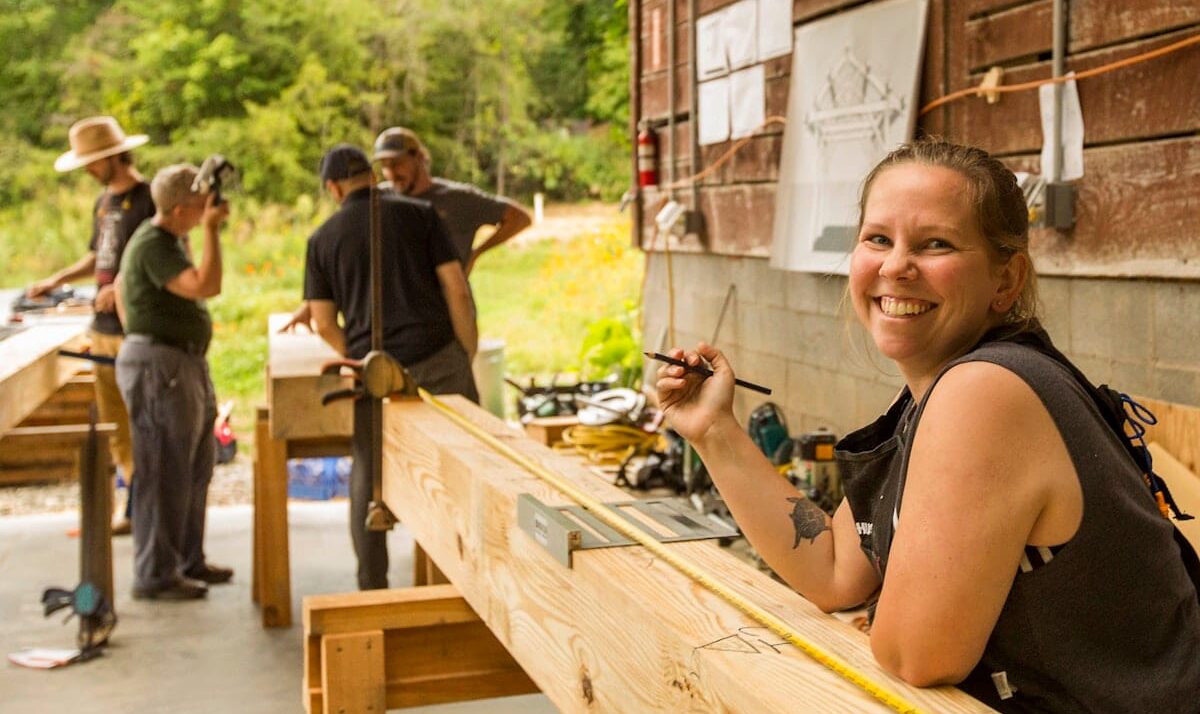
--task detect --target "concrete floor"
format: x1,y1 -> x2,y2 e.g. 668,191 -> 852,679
0,501 -> 556,713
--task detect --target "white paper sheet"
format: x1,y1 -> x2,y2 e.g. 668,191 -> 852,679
730,65 -> 766,139
699,78 -> 731,146
1039,74 -> 1084,181
722,0 -> 758,70
697,12 -> 728,80
757,0 -> 793,59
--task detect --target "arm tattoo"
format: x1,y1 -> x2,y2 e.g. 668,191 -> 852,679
787,497 -> 830,547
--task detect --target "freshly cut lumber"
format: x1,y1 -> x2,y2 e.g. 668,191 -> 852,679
0,321 -> 89,434
382,396 -> 992,712
303,585 -> 538,714
266,313 -> 352,440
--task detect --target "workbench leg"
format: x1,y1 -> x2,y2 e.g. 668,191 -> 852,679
413,543 -> 450,586
81,432 -> 114,609
255,406 -> 292,627
321,631 -> 386,714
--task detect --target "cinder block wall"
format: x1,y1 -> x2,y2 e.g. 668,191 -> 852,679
643,253 -> 1200,439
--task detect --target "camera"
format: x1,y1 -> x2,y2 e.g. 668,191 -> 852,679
192,154 -> 237,206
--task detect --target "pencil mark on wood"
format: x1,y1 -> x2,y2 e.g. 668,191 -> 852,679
787,497 -> 830,547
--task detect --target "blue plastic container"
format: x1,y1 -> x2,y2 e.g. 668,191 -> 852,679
287,457 -> 353,500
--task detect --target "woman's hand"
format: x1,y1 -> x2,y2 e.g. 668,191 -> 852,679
655,342 -> 736,444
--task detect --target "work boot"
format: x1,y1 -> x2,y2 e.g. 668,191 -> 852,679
132,577 -> 208,601
111,517 -> 132,536
184,563 -> 234,585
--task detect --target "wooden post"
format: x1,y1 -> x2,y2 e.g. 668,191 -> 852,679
80,425 -> 114,608
254,406 -> 292,627
412,543 -> 450,586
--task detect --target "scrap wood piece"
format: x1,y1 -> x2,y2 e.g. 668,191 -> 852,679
382,396 -> 993,713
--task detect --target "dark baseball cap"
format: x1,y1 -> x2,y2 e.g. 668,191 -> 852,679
372,127 -> 428,161
319,144 -> 372,183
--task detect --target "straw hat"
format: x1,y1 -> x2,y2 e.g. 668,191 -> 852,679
54,116 -> 149,172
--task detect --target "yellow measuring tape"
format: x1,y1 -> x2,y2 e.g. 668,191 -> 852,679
416,388 -> 924,713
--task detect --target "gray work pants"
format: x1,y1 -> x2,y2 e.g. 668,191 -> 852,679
116,340 -> 217,590
352,339 -> 479,590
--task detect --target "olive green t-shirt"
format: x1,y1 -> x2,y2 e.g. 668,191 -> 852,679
118,221 -> 212,350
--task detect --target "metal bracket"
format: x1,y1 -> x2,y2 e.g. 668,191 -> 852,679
517,494 -> 739,568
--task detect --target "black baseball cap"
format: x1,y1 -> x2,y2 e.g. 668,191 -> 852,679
319,144 -> 372,183
372,127 -> 429,162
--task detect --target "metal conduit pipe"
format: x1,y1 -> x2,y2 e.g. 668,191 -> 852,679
689,0 -> 700,224
667,0 -> 676,198
1049,0 -> 1066,183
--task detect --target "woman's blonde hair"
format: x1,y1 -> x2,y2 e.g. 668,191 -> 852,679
857,139 -> 1039,329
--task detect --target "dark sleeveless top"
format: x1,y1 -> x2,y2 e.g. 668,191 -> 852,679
837,330 -> 1200,712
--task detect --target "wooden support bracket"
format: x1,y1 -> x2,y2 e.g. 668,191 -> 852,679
303,584 -> 538,713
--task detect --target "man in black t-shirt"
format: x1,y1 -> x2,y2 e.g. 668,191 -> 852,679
30,116 -> 156,535
303,144 -> 478,590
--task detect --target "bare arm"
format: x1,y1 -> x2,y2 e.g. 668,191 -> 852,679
435,261 -> 477,361
164,197 -> 228,300
657,343 -> 880,612
467,201 -> 531,275
279,302 -> 313,333
309,300 -> 345,356
27,252 -> 97,297
113,274 -> 127,327
869,362 -> 1069,686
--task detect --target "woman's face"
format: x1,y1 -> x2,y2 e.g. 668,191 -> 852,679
849,164 -> 1018,379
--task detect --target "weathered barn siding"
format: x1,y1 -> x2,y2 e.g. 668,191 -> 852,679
634,0 -> 1200,427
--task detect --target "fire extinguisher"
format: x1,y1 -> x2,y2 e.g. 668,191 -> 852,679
637,122 -> 659,188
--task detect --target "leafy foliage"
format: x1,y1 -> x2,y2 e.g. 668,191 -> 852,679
1,0 -> 630,206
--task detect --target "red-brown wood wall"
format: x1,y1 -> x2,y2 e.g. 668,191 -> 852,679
634,0 -> 1200,278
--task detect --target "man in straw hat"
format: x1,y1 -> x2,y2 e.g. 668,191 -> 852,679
29,116 -> 155,536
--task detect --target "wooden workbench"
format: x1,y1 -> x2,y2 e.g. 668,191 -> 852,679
381,395 -> 993,713
0,318 -> 89,435
253,314 -> 353,627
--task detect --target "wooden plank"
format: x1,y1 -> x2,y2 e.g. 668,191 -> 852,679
965,0 -> 1200,57
254,406 -> 292,628
381,396 -> 992,712
0,423 -> 115,486
413,543 -> 451,586
523,415 -> 580,447
321,631 -> 386,714
965,0 -> 1052,71
952,28 -> 1200,154
267,313 -> 352,441
0,321 -> 89,434
1147,444 -> 1200,552
304,585 -> 538,714
1135,396 -> 1200,475
1005,136 -> 1200,278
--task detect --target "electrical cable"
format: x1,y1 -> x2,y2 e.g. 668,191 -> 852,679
416,386 -> 926,713
556,423 -> 662,465
919,32 -> 1200,116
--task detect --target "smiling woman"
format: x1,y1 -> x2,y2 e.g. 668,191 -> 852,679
656,139 -> 1200,712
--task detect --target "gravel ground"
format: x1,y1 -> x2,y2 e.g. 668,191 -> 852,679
0,453 -> 254,517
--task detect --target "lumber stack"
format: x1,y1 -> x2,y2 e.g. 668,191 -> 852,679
382,395 -> 992,712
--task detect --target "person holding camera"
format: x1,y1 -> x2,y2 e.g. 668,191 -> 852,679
302,144 -> 478,590
30,116 -> 156,536
113,163 -> 233,600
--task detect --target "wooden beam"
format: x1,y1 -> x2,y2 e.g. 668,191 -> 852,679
0,321 -> 89,434
1137,396 -> 1200,476
303,585 -> 539,714
267,313 -> 353,440
382,397 -> 992,712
